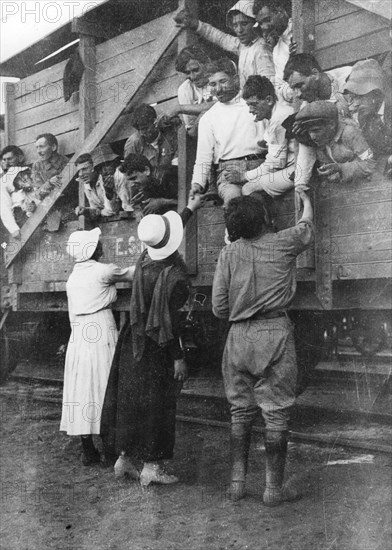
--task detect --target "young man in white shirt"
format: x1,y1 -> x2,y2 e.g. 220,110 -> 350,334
253,0 -> 293,100
224,75 -> 295,197
74,153 -> 118,219
191,58 -> 266,206
174,1 -> 275,90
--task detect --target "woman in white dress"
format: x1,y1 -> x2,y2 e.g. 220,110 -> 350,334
60,227 -> 134,465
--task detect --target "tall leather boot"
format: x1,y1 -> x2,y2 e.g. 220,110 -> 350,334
80,435 -> 100,466
230,422 -> 252,501
263,430 -> 299,506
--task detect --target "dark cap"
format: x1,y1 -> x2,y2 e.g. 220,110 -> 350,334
295,100 -> 338,127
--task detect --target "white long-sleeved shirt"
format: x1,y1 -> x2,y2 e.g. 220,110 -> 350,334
83,174 -> 117,216
67,260 -> 134,320
114,167 -> 134,212
245,102 -> 295,183
197,21 -> 275,89
177,79 -> 212,132
273,20 -> 292,84
192,97 -> 266,189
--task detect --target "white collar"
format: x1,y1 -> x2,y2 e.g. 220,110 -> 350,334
378,101 -> 385,120
280,19 -> 292,45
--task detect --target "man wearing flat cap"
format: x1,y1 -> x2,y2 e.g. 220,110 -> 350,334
344,59 -> 392,168
294,101 -> 375,190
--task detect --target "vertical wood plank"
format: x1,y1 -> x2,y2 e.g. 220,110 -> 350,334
77,33 -> 97,230
292,0 -> 315,54
4,82 -> 16,145
177,0 -> 199,274
78,34 -> 97,140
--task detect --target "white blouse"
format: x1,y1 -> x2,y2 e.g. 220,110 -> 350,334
66,260 -> 134,318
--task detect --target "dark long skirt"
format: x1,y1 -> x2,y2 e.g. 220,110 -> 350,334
100,319 -> 178,462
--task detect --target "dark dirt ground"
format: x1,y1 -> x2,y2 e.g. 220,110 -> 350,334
0,388 -> 391,550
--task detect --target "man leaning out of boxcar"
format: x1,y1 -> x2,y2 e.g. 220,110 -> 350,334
31,133 -> 68,200
74,152 -> 118,219
119,153 -> 178,215
343,58 -> 392,175
294,101 -> 376,191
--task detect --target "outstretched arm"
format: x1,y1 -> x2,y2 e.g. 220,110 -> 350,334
174,9 -> 239,54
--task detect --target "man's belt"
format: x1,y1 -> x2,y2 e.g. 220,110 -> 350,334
249,309 -> 288,321
219,154 -> 265,162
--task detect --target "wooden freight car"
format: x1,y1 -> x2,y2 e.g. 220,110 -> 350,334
0,0 -> 391,380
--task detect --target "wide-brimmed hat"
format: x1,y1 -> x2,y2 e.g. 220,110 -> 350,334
344,59 -> 385,96
91,144 -> 119,168
137,211 -> 183,260
66,227 -> 101,262
295,100 -> 338,127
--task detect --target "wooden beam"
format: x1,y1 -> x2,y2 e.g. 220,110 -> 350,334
78,34 -> 96,142
77,32 -> 97,229
4,82 -> 16,145
6,19 -> 182,268
177,0 -> 199,274
71,17 -> 109,39
292,0 -> 315,54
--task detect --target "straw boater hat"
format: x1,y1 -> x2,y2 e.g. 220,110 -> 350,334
66,227 -> 101,262
91,144 -> 119,168
137,211 -> 183,261
344,59 -> 385,96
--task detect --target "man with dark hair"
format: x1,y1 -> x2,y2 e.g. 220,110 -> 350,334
174,1 -> 275,89
253,0 -> 293,94
212,191 -> 314,505
123,104 -> 178,170
224,74 -> 295,197
1,145 -> 25,175
191,58 -> 266,206
32,132 -> 68,200
74,150 -> 118,219
120,153 -> 178,215
282,54 -> 353,188
283,53 -> 351,108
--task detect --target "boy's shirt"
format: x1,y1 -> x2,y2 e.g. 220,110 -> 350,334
177,79 -> 212,132
123,128 -> 177,169
295,119 -> 376,190
196,21 -> 275,89
245,101 -> 295,184
192,97 -> 266,189
31,152 -> 69,199
115,167 -> 178,214
212,219 -> 314,321
83,174 -> 117,217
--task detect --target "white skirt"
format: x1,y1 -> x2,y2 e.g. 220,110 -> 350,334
60,309 -> 118,435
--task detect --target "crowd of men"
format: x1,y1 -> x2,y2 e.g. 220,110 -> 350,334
0,0 -> 391,506
1,0 -> 391,242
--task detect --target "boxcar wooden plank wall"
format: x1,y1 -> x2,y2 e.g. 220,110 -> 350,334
314,0 -> 390,69
10,10 -> 182,162
13,59 -> 79,161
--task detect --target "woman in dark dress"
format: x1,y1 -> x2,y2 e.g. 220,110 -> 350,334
101,199 -> 200,485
